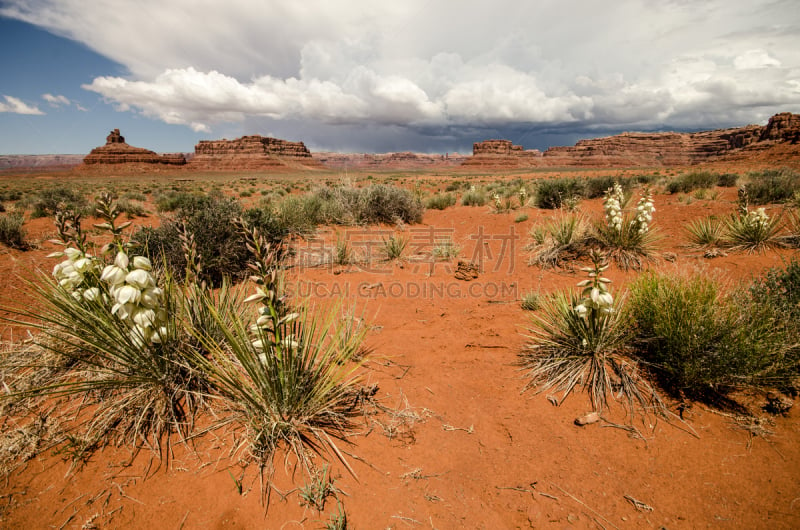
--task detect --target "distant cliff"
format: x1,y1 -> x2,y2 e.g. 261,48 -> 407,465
464,112 -> 800,167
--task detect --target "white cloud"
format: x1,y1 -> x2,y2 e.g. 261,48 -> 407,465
0,95 -> 44,115
734,49 -> 782,70
3,0 -> 800,148
42,93 -> 71,106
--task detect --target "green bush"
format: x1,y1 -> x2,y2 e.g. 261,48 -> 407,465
358,184 -> 424,224
131,196 -> 286,287
629,272 -> 790,403
745,168 -> 800,204
534,178 -> 585,209
685,216 -> 723,247
666,171 -> 719,194
0,212 -> 27,249
425,193 -> 456,210
462,188 -> 487,206
716,173 -> 739,187
30,186 -> 88,218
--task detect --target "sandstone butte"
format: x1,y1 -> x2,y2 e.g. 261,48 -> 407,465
464,112 -> 800,168
188,135 -> 323,170
82,129 -> 186,166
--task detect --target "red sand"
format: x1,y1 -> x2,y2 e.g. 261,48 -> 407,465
0,176 -> 798,529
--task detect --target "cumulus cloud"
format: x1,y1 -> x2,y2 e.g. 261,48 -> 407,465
0,95 -> 44,115
4,0 -> 800,150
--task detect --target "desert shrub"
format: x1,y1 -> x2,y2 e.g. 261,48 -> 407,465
0,212 -> 27,249
358,184 -> 423,224
0,190 -> 23,202
431,238 -> 461,260
29,186 -> 88,218
534,178 -> 585,209
444,180 -> 464,192
122,191 -> 148,201
521,253 -> 662,413
666,170 -> 718,194
716,173 -> 739,187
461,187 -> 487,206
155,191 -> 210,213
744,168 -> 800,204
722,208 -> 784,253
514,213 -> 529,223
276,194 -> 325,235
583,176 -> 633,199
116,198 -> 147,218
529,213 -> 590,269
685,216 -> 723,247
425,193 -> 457,210
629,272 -> 790,404
131,196 -> 286,286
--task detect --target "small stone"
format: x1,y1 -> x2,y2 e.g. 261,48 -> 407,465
574,412 -> 601,426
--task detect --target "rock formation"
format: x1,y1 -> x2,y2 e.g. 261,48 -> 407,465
463,140 -> 542,167
464,112 -> 800,168
189,135 -> 321,169
83,129 -> 186,165
314,151 -> 467,170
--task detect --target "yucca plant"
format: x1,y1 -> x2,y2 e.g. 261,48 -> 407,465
431,238 -> 461,261
2,195 -> 207,458
189,220 -> 367,483
722,208 -> 784,253
382,234 -> 408,261
685,216 -> 724,248
591,185 -> 658,270
520,252 -> 663,414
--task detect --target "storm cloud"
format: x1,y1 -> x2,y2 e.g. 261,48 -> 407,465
3,0 -> 799,151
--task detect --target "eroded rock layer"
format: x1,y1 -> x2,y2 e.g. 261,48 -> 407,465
189,135 -> 321,169
314,151 -> 467,169
83,129 -> 186,165
465,113 -> 800,168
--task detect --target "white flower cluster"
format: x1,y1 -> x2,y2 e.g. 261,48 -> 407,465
469,185 -> 476,193
244,287 -> 299,358
518,187 -> 528,204
100,252 -> 167,346
633,188 -> 655,234
51,247 -> 101,301
603,184 -> 624,233
745,207 -> 769,230
493,192 -> 502,210
574,263 -> 613,318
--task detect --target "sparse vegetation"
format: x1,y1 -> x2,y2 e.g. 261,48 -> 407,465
744,168 -> 800,204
666,170 -> 719,194
425,192 -> 456,210
0,211 -> 28,249
629,271 -> 793,406
685,216 -> 724,248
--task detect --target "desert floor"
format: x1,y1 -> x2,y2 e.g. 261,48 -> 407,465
0,163 -> 798,529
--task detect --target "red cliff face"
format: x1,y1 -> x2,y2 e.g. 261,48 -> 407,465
464,113 -> 800,168
188,135 -> 321,169
463,139 -> 542,167
83,129 -> 186,165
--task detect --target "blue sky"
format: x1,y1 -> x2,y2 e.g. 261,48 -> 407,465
1,0 -> 799,155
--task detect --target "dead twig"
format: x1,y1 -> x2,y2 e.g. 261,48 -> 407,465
551,483 -> 619,530
624,494 -> 654,512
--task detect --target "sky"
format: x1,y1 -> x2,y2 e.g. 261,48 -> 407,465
1,0 -> 799,155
